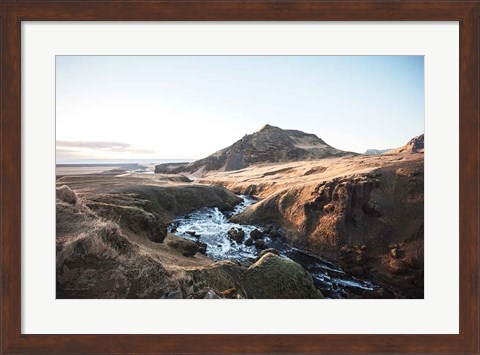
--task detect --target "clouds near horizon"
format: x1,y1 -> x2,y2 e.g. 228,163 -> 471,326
56,140 -> 156,160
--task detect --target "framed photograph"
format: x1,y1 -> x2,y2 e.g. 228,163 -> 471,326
1,1 -> 478,354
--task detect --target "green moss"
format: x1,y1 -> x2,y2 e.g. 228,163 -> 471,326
188,261 -> 245,295
244,253 -> 323,299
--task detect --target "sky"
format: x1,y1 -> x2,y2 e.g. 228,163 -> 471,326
56,56 -> 424,161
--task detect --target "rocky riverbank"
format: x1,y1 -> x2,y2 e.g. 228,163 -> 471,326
200,153 -> 424,298
56,174 -> 322,299
169,195 -> 378,298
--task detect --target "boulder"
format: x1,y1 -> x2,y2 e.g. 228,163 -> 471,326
267,229 -> 278,238
249,229 -> 264,240
149,224 -> 168,243
227,228 -> 245,243
167,235 -> 199,257
263,226 -> 274,235
254,239 -> 265,249
244,237 -> 255,246
56,185 -> 77,204
244,253 -> 323,299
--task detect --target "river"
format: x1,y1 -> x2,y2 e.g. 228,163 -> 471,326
169,195 -> 377,298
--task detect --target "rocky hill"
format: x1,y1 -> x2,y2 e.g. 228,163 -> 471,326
387,134 -> 424,154
155,124 -> 355,175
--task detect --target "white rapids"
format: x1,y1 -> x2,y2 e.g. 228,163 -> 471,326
170,195 -> 377,298
171,195 -> 259,261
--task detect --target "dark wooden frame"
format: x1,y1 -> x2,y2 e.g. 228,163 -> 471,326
1,0 -> 478,354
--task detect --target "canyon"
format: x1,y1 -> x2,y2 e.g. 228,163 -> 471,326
56,126 -> 424,299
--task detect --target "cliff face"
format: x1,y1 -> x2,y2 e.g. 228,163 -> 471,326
202,153 -> 424,298
155,124 -> 355,175
387,134 -> 424,154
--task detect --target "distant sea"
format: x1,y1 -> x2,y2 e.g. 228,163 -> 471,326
55,159 -> 195,176
56,159 -> 194,165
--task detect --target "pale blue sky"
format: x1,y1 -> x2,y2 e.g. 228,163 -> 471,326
56,56 -> 424,160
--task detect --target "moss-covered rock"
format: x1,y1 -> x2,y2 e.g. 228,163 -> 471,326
187,261 -> 245,296
244,253 -> 323,299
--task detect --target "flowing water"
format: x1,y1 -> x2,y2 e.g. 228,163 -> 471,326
170,195 -> 377,298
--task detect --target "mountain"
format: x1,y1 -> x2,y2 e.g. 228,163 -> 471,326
155,124 -> 355,175
387,134 -> 424,154
364,148 -> 391,155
